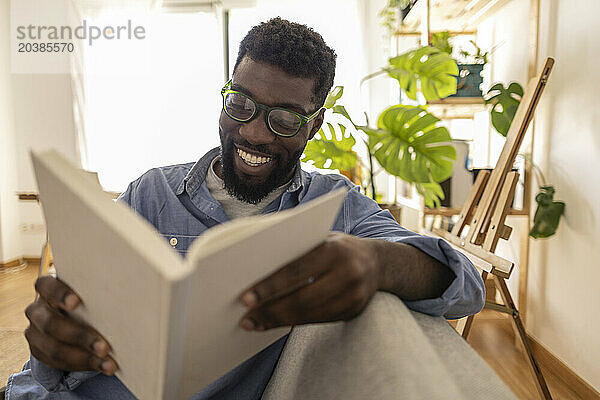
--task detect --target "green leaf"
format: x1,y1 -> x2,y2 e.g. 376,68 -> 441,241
431,31 -> 453,55
416,182 -> 445,208
485,82 -> 524,136
369,105 -> 456,187
324,86 -> 344,109
332,105 -> 353,124
387,46 -> 459,101
301,123 -> 357,171
529,186 -> 565,239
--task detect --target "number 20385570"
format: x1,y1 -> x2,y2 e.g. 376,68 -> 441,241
18,42 -> 74,53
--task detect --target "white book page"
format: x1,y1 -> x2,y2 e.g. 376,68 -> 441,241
177,189 -> 346,399
31,150 -> 185,400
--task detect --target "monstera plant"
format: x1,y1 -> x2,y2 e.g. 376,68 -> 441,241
303,87 -> 358,173
303,45 -> 459,207
368,105 -> 456,207
363,46 -> 459,102
302,88 -> 456,208
386,46 -> 459,101
485,82 -> 524,136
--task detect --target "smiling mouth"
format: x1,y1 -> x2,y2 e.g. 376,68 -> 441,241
236,147 -> 272,167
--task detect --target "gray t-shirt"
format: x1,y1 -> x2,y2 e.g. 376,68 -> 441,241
205,156 -> 291,219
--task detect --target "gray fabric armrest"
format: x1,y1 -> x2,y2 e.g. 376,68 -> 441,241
263,292 -> 517,400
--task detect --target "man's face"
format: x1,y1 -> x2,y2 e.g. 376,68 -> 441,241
218,57 -> 324,204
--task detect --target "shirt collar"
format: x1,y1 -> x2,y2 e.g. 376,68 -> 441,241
175,146 -> 306,197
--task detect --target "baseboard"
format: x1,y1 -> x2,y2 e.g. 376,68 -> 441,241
0,257 -> 25,268
23,257 -> 41,267
0,257 -> 40,268
528,335 -> 600,399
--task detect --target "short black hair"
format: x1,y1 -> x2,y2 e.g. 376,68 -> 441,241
233,17 -> 337,109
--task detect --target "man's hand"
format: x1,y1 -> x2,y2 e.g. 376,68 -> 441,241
239,233 -> 381,331
24,276 -> 118,375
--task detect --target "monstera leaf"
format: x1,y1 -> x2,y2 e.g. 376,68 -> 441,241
323,86 -> 344,109
386,46 -> 459,101
302,87 -> 358,171
485,82 -> 524,136
368,105 -> 456,207
416,182 -> 445,209
302,123 -> 357,171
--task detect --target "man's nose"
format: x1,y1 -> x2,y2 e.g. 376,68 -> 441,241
238,111 -> 276,145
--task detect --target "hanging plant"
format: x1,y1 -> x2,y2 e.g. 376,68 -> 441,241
530,186 -> 565,239
378,0 -> 412,35
520,154 -> 565,239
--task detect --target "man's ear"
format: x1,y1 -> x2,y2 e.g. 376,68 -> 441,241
308,108 -> 325,140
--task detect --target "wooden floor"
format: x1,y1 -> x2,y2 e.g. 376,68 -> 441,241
0,262 -> 37,386
466,310 -> 583,399
0,263 -> 584,398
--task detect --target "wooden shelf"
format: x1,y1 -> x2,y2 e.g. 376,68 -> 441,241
424,206 -> 529,216
427,97 -> 487,119
399,0 -> 514,34
428,97 -> 484,104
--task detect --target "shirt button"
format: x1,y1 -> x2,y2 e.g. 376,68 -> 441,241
170,237 -> 178,246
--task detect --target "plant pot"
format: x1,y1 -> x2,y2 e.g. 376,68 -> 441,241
379,203 -> 402,224
450,63 -> 484,98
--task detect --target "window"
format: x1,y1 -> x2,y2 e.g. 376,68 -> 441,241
80,11 -> 223,192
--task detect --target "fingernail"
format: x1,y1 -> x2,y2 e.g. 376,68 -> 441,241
241,291 -> 258,308
101,360 -> 116,375
93,339 -> 110,357
64,294 -> 79,310
240,318 -> 255,331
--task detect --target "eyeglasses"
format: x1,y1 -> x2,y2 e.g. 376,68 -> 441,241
221,80 -> 322,138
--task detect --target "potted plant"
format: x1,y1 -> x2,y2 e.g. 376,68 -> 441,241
378,0 -> 416,36
431,32 -> 488,98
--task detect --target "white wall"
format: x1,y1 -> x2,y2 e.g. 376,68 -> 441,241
0,1 -> 79,259
12,74 -> 79,256
476,0 -> 531,306
0,0 -> 22,263
481,0 -> 600,391
528,0 -> 600,390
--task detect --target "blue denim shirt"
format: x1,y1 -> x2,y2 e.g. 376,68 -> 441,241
7,147 -> 485,399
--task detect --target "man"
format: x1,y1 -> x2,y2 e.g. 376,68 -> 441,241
6,17 -> 484,399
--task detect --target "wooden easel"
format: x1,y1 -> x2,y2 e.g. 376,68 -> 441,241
433,57 -> 555,400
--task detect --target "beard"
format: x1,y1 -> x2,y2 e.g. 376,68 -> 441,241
220,138 -> 303,204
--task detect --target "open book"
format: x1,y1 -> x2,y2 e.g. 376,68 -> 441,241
31,150 -> 346,400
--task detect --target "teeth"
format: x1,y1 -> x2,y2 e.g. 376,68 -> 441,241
236,148 -> 271,166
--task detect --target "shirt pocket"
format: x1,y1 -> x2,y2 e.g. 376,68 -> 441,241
161,233 -> 200,257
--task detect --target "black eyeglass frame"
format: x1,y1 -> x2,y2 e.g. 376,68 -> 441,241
220,79 -> 323,138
